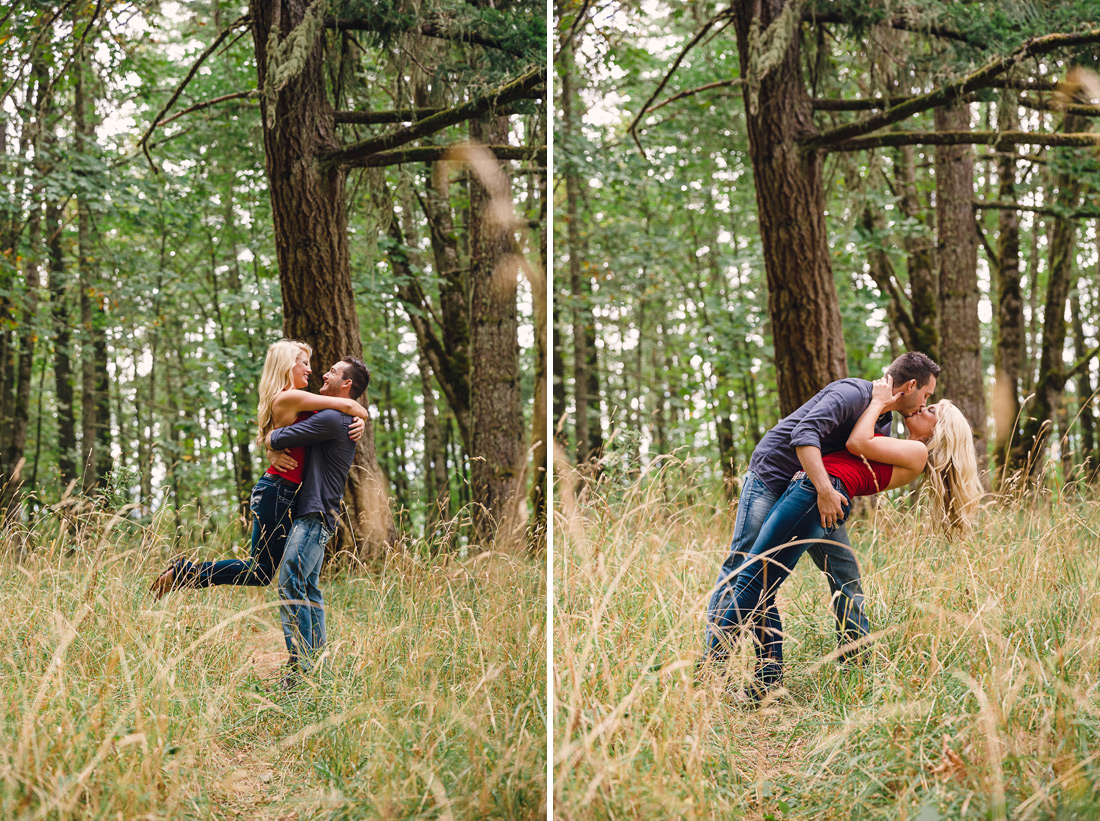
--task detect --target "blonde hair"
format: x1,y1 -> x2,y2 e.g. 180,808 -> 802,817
256,339 -> 312,447
922,399 -> 984,534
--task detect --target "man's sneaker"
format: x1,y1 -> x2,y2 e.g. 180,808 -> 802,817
728,679 -> 782,710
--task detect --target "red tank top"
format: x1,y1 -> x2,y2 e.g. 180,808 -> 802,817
265,411 -> 314,485
821,437 -> 893,497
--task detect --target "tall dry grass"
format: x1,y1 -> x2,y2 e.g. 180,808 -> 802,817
1,503 -> 546,819
554,460 -> 1100,819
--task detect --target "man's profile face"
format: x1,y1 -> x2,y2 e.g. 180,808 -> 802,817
897,374 -> 937,416
319,362 -> 350,396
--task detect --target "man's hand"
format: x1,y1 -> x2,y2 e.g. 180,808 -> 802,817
818,484 -> 849,530
348,417 -> 364,441
267,448 -> 298,473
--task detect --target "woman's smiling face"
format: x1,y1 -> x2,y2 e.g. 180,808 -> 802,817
291,350 -> 311,389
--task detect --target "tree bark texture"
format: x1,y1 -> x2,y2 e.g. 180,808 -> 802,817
895,145 -> 939,359
560,38 -> 594,460
249,0 -> 396,558
731,0 -> 847,415
1020,114 -> 1087,473
934,102 -> 988,472
992,94 -> 1025,480
527,158 -> 548,549
47,201 -> 77,487
468,116 -> 524,548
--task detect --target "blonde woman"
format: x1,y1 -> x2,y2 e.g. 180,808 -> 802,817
709,374 -> 983,702
150,340 -> 368,597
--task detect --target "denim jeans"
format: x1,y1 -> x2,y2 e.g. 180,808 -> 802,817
181,474 -> 296,588
705,470 -> 869,662
711,476 -> 853,686
279,513 -> 332,672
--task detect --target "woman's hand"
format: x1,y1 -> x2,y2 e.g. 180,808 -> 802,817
872,374 -> 903,408
348,417 -> 365,441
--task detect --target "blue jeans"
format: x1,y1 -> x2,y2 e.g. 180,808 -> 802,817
279,513 -> 332,672
180,474 -> 296,587
712,476 -> 853,686
705,471 -> 868,662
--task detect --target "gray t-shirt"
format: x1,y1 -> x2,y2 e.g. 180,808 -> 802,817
748,378 -> 893,497
269,408 -> 357,531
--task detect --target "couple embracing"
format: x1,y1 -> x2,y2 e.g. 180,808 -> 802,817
702,352 -> 983,704
150,340 -> 370,691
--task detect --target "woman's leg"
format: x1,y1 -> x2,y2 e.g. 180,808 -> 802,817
713,478 -> 844,689
183,476 -> 296,587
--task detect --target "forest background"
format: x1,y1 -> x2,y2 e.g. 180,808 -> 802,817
0,1 -> 548,817
0,0 -> 549,556
554,1 -> 1100,818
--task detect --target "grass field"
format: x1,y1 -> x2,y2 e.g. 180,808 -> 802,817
554,463 -> 1100,819
1,506 -> 546,819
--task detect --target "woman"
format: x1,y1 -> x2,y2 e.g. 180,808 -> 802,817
150,339 -> 368,598
711,375 -> 983,701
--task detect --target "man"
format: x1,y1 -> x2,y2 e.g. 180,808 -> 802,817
266,356 -> 371,689
703,351 -> 940,670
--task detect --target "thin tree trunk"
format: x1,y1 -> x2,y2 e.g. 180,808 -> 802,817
993,93 -> 1025,481
560,37 -> 592,461
76,51 -> 97,493
468,115 -> 523,547
732,0 -> 847,415
250,0 -> 395,557
895,144 -> 939,359
47,201 -> 77,487
527,150 -> 548,549
935,101 -> 988,475
1020,113 -> 1087,475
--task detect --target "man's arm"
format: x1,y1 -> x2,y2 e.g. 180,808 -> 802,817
796,446 -> 849,529
268,409 -> 348,450
789,382 -> 866,529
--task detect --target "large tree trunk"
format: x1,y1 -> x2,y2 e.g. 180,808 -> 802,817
992,94 -> 1025,482
731,0 -> 846,415
468,116 -> 524,548
249,0 -> 395,558
934,101 -> 988,474
1020,114 -> 1087,475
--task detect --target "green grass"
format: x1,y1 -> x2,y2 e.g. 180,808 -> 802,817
1,506 -> 546,819
554,464 -> 1100,819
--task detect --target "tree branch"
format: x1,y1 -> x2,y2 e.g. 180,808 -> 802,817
627,7 -> 736,155
344,144 -> 545,168
804,27 -> 1100,149
325,15 -> 507,51
1067,344 -> 1100,380
974,200 -> 1100,219
1018,95 -> 1100,116
973,214 -> 1000,269
322,65 -> 544,166
825,129 -> 1100,152
645,79 -> 743,115
139,14 -> 252,172
334,107 -> 443,125
802,9 -> 973,44
158,90 -> 259,126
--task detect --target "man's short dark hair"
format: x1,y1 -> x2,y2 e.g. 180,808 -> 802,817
886,351 -> 941,388
340,357 -> 370,400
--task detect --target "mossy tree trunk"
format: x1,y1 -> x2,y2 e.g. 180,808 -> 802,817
249,0 -> 396,558
731,0 -> 847,415
934,101 -> 988,475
